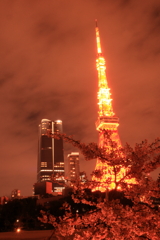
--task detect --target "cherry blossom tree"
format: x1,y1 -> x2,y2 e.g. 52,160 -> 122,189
40,130 -> 160,240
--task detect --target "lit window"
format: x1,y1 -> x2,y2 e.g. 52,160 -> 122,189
41,162 -> 47,167
42,175 -> 50,177
54,187 -> 65,192
54,170 -> 64,172
40,169 -> 53,172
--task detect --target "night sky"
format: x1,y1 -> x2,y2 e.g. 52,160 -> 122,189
0,0 -> 160,197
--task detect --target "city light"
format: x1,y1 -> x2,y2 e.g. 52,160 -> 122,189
16,228 -> 21,233
93,22 -> 133,191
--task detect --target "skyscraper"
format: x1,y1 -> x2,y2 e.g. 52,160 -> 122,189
68,152 -> 80,185
93,21 -> 125,191
37,119 -> 65,194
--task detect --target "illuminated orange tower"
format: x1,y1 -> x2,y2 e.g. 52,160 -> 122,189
93,21 -> 123,191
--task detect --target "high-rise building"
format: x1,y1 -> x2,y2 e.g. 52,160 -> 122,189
37,119 -> 65,194
93,21 -> 126,191
68,152 -> 80,185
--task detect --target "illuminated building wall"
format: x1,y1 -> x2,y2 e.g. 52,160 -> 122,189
11,189 -> 20,199
68,152 -> 80,185
93,22 -> 125,191
37,119 -> 65,193
34,182 -> 53,195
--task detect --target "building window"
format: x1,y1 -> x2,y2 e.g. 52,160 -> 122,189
41,162 -> 47,167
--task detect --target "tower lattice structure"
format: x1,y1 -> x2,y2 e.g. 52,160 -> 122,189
93,21 -> 125,191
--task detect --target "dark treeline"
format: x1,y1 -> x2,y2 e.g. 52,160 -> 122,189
0,191 -> 97,232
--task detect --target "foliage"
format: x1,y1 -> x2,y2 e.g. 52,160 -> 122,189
0,197 -> 43,231
40,130 -> 160,240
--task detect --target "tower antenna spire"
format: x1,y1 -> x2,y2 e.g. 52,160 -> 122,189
95,18 -> 98,28
95,19 -> 102,54
95,20 -> 113,117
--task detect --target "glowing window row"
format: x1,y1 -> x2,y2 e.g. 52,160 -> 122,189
41,162 -> 47,167
54,166 -> 64,168
41,178 -> 50,181
41,147 -> 52,150
54,162 -> 64,167
54,170 -> 64,172
40,169 -> 53,172
54,187 -> 65,192
55,177 -> 65,180
70,162 -> 75,165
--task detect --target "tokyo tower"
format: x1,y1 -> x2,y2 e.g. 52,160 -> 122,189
93,21 -> 125,191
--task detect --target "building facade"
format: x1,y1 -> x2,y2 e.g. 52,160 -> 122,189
37,119 -> 65,194
34,181 -> 53,195
68,152 -> 80,185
